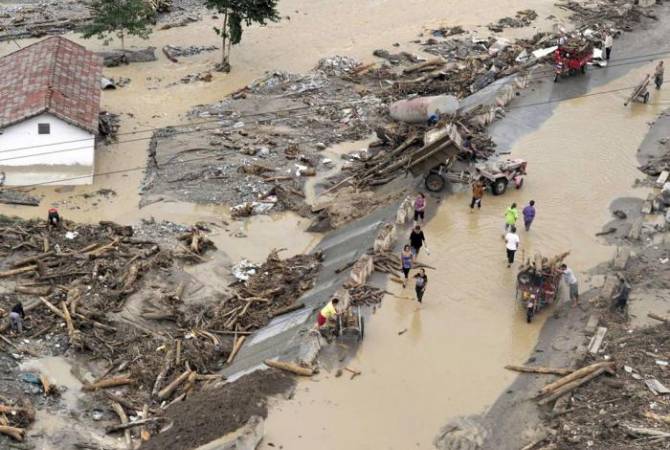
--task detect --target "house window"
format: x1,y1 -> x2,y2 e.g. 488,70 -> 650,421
38,123 -> 50,135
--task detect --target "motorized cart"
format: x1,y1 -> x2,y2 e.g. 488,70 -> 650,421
401,123 -> 527,195
515,252 -> 568,323
424,157 -> 527,195
553,40 -> 593,82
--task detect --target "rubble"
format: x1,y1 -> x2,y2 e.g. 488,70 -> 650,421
487,10 -> 538,32
557,0 -> 658,30
97,48 -> 158,67
98,112 -> 121,142
0,216 -> 319,448
534,238 -> 670,449
162,44 -> 218,61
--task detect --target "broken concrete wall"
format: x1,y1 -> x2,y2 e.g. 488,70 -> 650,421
348,254 -> 375,286
374,223 -> 397,253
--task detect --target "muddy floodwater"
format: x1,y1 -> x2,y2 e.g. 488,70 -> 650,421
0,0 -> 664,449
0,0 -> 563,225
260,66 -> 666,449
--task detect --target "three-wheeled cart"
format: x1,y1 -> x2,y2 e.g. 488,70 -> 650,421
515,252 -> 568,323
553,40 -> 593,82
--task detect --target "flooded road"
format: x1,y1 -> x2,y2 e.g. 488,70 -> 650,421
260,65 -> 666,449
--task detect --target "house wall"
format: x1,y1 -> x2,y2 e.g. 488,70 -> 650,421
0,113 -> 95,185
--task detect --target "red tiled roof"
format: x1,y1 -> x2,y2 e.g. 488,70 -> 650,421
0,36 -> 102,134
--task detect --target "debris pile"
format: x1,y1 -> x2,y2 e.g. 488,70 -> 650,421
348,285 -> 385,306
0,400 -> 35,442
194,249 -> 322,332
557,0 -> 658,31
487,10 -> 538,32
98,111 -> 121,141
162,44 -> 218,62
0,2 -> 90,40
540,323 -> 670,449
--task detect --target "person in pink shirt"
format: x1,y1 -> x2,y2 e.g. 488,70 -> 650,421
414,192 -> 426,225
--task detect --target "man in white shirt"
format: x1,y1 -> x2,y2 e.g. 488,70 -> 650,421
603,33 -> 613,60
560,264 -> 579,306
504,226 -> 520,268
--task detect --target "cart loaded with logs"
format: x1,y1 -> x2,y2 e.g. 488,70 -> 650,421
516,252 -> 569,322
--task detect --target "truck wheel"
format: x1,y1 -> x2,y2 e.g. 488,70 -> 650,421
425,172 -> 446,192
644,92 -> 650,103
492,178 -> 508,196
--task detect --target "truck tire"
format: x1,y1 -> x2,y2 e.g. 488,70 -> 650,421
425,172 -> 446,192
492,178 -> 508,196
644,92 -> 650,103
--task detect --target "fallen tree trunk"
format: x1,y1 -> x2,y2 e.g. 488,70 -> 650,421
83,376 -> 133,392
539,362 -> 614,396
505,365 -> 573,376
264,359 -> 314,376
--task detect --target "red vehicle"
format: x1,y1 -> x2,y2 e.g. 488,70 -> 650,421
515,253 -> 567,323
553,42 -> 593,82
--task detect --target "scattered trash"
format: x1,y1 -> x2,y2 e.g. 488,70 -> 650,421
231,259 -> 260,281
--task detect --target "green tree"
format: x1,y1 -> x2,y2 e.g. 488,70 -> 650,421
81,0 -> 154,49
205,0 -> 280,72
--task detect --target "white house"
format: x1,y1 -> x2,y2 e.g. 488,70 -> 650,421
0,37 -> 102,186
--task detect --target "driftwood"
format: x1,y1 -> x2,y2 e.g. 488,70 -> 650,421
110,401 -> 132,449
140,404 -> 150,441
83,376 -> 134,392
152,347 -> 174,397
105,417 -> 160,434
40,374 -> 53,396
539,362 -> 614,396
505,365 -> 573,376
0,265 -> 37,278
158,370 -> 191,400
226,336 -> 246,364
538,367 -> 612,405
271,302 -> 305,318
0,425 -> 24,441
264,359 -> 314,376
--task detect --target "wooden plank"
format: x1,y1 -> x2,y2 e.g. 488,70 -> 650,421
588,327 -> 607,355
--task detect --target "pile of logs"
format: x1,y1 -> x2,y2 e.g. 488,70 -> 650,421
0,219 -> 166,316
348,285 -> 386,306
196,249 -> 321,333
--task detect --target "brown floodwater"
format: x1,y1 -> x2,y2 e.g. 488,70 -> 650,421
1,1 -> 663,448
260,66 -> 666,449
